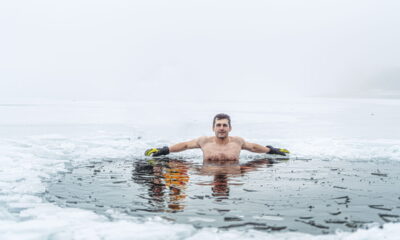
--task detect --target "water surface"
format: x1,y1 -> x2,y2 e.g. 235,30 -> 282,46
45,156 -> 400,234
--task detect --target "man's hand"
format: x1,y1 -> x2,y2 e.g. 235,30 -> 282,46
266,145 -> 290,156
144,146 -> 170,157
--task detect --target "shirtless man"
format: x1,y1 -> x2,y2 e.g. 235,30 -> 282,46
144,113 -> 289,161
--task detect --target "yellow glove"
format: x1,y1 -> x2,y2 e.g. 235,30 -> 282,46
144,146 -> 170,157
266,145 -> 290,156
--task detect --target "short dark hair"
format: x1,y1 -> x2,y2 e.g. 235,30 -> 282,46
212,113 -> 231,127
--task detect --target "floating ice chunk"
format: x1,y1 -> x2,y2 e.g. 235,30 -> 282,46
253,215 -> 284,221
188,217 -> 216,223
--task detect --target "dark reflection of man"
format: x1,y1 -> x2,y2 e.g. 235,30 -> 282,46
198,158 -> 276,199
132,157 -> 278,211
211,174 -> 229,198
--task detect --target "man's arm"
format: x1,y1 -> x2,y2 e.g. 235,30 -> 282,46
145,137 -> 203,156
242,140 -> 289,156
242,142 -> 270,153
169,138 -> 201,152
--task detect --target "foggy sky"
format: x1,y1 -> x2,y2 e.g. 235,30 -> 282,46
1,0 -> 400,102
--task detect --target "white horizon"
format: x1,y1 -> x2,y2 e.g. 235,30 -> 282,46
1,0 -> 399,102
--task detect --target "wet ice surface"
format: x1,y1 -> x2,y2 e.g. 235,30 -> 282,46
44,156 -> 400,235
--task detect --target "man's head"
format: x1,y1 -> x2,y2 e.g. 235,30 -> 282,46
212,113 -> 232,139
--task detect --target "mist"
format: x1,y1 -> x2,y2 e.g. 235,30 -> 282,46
1,0 -> 400,102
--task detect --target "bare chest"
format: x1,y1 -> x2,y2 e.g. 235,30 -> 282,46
201,142 -> 241,161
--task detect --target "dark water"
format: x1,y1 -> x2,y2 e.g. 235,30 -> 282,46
44,157 -> 400,234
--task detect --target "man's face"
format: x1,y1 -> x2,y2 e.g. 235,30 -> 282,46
213,118 -> 231,139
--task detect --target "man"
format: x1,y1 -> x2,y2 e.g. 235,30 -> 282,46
145,113 -> 289,161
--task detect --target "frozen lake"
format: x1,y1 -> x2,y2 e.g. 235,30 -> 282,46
1,97 -> 400,239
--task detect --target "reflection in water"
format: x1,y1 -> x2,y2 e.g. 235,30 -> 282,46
212,174 -> 229,198
198,159 -> 275,200
132,158 -> 275,211
163,160 -> 189,211
132,158 -> 190,212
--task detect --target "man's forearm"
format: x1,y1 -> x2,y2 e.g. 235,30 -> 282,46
249,143 -> 270,153
145,138 -> 200,157
169,142 -> 190,153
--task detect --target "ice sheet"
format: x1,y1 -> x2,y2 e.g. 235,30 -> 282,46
1,98 -> 399,239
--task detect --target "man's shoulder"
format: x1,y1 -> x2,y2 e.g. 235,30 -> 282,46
197,136 -> 213,143
230,136 -> 245,143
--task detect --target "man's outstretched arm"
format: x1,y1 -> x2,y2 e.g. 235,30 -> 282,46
145,138 -> 202,157
242,141 -> 289,156
169,138 -> 201,152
